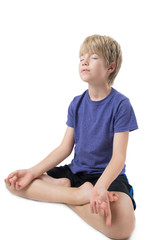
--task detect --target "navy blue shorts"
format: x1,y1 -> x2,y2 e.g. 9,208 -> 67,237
47,164 -> 136,210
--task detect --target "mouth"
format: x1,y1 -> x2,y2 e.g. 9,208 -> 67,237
82,69 -> 90,72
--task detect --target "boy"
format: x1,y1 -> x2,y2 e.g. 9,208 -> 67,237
5,34 -> 138,239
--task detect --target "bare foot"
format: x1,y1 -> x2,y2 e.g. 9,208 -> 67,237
38,174 -> 71,187
77,183 -> 119,205
78,182 -> 94,204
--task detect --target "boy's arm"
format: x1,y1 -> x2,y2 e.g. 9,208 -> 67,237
96,131 -> 129,189
6,126 -> 74,188
30,126 -> 75,178
90,131 -> 129,226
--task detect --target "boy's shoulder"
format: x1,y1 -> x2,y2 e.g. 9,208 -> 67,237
112,88 -> 129,102
74,90 -> 87,99
70,88 -> 130,107
70,90 -> 87,104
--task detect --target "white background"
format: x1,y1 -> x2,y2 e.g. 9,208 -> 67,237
0,0 -> 160,239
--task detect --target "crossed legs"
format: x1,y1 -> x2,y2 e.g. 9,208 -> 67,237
5,174 -> 92,205
68,193 -> 135,240
5,174 -> 135,239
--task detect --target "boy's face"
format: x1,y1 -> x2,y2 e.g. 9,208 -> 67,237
79,53 -> 109,85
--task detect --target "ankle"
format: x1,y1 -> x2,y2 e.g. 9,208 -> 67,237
73,186 -> 90,205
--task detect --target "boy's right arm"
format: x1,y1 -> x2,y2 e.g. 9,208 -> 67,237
30,126 -> 75,177
5,126 -> 74,189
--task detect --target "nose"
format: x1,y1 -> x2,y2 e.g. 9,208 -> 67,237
82,57 -> 89,66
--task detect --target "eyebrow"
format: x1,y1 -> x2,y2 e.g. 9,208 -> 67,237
80,53 -> 100,58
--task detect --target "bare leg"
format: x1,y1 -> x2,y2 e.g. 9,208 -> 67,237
38,174 -> 71,187
68,192 -> 135,240
5,179 -> 93,205
5,177 -> 134,239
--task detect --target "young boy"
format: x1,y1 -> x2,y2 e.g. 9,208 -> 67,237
5,34 -> 138,239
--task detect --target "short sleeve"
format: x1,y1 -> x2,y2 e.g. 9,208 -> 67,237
114,99 -> 138,133
66,100 -> 74,128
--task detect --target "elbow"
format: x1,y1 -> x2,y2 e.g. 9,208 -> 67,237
112,151 -> 126,161
112,154 -> 126,167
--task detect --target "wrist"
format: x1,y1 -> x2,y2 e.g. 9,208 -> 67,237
95,178 -> 109,190
95,182 -> 106,190
28,167 -> 39,179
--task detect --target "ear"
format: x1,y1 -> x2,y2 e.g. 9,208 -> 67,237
108,62 -> 116,73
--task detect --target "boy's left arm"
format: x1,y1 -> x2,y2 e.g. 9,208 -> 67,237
90,131 -> 129,226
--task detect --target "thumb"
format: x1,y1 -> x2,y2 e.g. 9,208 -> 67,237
16,182 -> 22,190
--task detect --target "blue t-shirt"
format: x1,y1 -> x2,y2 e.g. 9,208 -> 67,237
66,88 -> 138,175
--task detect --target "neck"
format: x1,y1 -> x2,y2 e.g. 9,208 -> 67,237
88,83 -> 112,101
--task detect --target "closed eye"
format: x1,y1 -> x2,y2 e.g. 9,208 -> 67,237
80,58 -> 84,62
91,54 -> 99,59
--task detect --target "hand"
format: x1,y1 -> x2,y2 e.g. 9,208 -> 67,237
5,169 -> 35,190
90,186 -> 118,226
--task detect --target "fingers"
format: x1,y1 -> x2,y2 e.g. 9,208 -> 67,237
5,171 -> 18,184
113,194 -> 118,201
9,175 -> 18,189
107,191 -> 119,202
15,182 -> 21,190
97,201 -> 105,216
90,199 -> 105,216
89,189 -> 115,227
90,199 -> 112,226
99,201 -> 111,226
105,203 -> 111,227
8,170 -> 18,180
5,173 -> 19,190
90,201 -> 98,214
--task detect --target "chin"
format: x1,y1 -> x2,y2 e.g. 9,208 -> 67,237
81,77 -> 91,83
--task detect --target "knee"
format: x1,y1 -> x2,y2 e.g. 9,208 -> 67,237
106,217 -> 135,240
106,229 -> 134,240
5,180 -> 29,198
5,182 -> 19,196
111,228 -> 134,240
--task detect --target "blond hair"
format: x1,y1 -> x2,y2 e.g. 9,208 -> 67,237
79,34 -> 122,85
